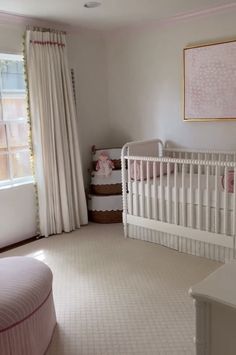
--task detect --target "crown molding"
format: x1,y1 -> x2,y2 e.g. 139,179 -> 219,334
0,10 -> 71,31
0,10 -> 102,34
0,2 -> 236,34
160,2 -> 236,26
106,2 -> 236,36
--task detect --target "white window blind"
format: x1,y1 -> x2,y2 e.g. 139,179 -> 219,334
0,53 -> 32,188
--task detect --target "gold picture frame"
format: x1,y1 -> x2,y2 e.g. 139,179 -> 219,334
183,39 -> 236,122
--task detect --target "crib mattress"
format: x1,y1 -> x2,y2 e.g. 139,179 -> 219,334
129,172 -> 233,209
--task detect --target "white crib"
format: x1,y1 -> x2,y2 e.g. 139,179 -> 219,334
121,139 -> 236,262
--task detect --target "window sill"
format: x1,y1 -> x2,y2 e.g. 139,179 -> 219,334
0,178 -> 34,191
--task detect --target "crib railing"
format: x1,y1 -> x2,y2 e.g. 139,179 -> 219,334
122,152 -> 236,251
164,147 -> 236,174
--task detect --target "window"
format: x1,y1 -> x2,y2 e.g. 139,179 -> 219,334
0,53 -> 32,188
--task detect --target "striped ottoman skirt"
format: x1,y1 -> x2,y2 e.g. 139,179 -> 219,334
0,256 -> 56,355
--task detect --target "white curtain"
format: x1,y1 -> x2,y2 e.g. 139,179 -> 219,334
25,29 -> 88,237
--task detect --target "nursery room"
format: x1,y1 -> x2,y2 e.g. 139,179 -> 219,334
1,1 -> 236,354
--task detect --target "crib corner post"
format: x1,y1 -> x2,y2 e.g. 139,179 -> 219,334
121,144 -> 128,238
123,213 -> 128,238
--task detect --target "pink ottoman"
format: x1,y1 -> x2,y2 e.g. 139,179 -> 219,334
0,256 -> 56,355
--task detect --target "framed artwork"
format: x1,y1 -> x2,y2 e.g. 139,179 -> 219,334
183,39 -> 236,121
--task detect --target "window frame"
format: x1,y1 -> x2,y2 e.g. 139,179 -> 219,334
0,53 -> 33,189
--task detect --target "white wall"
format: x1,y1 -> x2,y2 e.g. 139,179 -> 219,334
67,31 -> 111,186
106,10 -> 236,150
0,22 -> 24,54
0,184 -> 37,248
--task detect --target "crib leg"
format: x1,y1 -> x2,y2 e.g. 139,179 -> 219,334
123,213 -> 128,238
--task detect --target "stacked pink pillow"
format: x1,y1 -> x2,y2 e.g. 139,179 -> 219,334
222,170 -> 234,193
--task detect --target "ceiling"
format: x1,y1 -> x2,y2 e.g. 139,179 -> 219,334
0,0 -> 235,30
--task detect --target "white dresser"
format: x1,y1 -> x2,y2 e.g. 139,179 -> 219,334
189,261 -> 236,355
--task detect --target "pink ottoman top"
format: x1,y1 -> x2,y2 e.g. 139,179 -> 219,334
0,256 -> 53,333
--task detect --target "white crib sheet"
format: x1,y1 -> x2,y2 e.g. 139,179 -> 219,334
129,172 -> 233,210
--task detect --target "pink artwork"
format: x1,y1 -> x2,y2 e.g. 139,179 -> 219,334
184,40 -> 236,121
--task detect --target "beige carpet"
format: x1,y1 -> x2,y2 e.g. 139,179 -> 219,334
1,223 -> 221,355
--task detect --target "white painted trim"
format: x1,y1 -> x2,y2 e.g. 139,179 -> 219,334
0,53 -> 22,61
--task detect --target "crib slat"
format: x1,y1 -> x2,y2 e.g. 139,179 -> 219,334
174,163 -> 178,224
134,160 -> 138,216
211,153 -> 216,175
198,164 -> 202,229
206,165 -> 210,232
219,154 -> 222,176
160,161 -> 164,221
190,163 -> 194,228
167,162 -> 171,223
147,161 -> 151,219
182,163 -> 186,227
215,165 -> 219,234
128,159 -> 133,216
211,153 -> 214,175
153,162 -> 157,220
204,153 -> 208,174
224,166 -> 228,235
140,160 -> 145,218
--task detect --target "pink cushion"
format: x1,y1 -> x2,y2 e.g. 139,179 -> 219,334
0,256 -> 56,355
222,170 -> 234,193
0,257 -> 52,331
